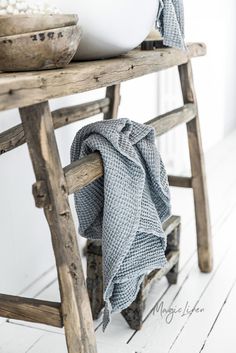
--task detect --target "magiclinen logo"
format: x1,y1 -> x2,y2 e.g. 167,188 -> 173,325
153,301 -> 204,324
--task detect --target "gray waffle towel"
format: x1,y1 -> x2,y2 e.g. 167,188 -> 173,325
156,0 -> 185,49
71,118 -> 171,330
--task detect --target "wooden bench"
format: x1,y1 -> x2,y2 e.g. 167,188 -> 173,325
0,42 -> 212,353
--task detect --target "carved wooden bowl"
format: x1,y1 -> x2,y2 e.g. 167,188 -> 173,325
0,25 -> 82,72
0,14 -> 78,37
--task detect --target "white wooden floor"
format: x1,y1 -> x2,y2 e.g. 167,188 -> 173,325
1,130 -> 236,353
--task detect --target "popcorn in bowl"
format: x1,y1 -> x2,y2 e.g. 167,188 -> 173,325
0,0 -> 61,15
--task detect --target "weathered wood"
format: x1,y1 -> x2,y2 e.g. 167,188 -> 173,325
0,123 -> 25,156
63,105 -> 195,195
19,101 -> 97,353
161,215 -> 180,237
52,98 -> 110,129
168,175 -> 193,188
63,152 -> 103,196
0,294 -> 62,327
121,286 -> 145,331
0,43 -> 206,111
103,84 -> 121,120
178,61 -> 213,273
146,103 -> 196,136
165,224 -> 181,284
144,251 -> 180,285
0,14 -> 78,37
0,98 -> 109,155
32,180 -> 50,209
0,25 -> 81,72
86,240 -> 104,320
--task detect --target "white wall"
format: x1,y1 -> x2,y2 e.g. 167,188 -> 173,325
156,0 -> 236,174
184,0 -> 236,146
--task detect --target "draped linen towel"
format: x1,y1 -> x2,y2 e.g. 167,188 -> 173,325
156,0 -> 185,50
70,118 -> 171,330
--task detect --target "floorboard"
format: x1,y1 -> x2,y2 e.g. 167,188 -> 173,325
201,279 -> 236,353
0,323 -> 43,353
127,204 -> 236,352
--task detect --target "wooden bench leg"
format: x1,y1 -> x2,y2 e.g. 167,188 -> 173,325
19,102 -> 97,353
166,224 -> 181,284
121,287 -> 145,331
103,84 -> 121,120
178,61 -> 213,273
86,240 -> 104,320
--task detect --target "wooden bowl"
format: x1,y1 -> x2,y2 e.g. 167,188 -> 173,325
0,25 -> 82,72
0,14 -> 79,37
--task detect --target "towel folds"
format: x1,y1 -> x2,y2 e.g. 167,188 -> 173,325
71,118 -> 171,330
156,0 -> 185,50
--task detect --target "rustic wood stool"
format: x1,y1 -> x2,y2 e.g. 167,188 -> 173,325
87,215 -> 181,330
0,43 -> 212,353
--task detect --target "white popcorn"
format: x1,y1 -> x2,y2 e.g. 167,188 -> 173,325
0,0 -> 61,15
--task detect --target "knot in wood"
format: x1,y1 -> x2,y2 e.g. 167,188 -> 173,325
32,180 -> 50,209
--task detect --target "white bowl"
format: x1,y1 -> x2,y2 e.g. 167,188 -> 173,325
69,0 -> 159,60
